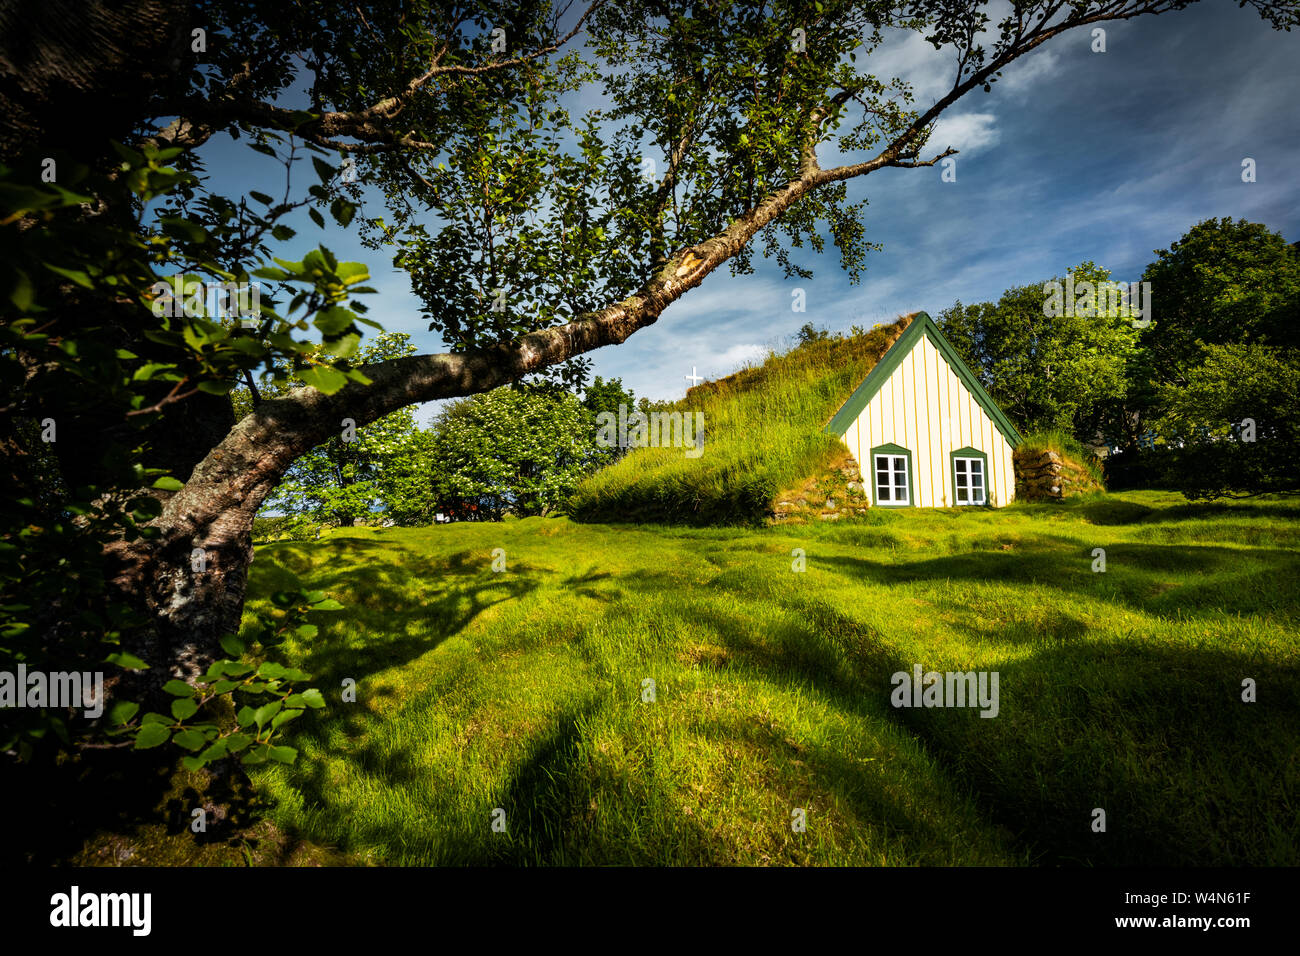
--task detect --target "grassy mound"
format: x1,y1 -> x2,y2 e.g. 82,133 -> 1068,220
567,317 -> 912,525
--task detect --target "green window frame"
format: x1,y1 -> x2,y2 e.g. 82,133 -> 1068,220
950,446 -> 990,506
870,443 -> 914,507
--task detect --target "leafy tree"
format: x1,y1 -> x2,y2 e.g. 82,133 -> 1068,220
254,333 -> 432,528
1128,218 -> 1300,441
581,375 -> 637,465
432,386 -> 600,519
1148,343 -> 1300,499
938,262 -> 1141,438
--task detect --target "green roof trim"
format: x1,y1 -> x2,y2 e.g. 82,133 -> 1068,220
823,312 -> 1022,447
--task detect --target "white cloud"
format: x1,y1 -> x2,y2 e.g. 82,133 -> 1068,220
929,112 -> 1000,155
997,49 -> 1061,95
712,343 -> 769,373
868,29 -> 955,105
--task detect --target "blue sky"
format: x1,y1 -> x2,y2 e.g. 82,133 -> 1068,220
192,1 -> 1299,420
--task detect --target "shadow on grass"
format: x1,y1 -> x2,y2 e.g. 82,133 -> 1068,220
1068,497 -> 1300,526
248,533 -> 1298,866
250,539 -> 548,687
0,745 -> 326,866
687,577 -> 1298,864
815,539 -> 1300,619
883,637 -> 1300,866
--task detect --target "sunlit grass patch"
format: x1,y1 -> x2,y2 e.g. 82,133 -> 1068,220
246,490 -> 1300,865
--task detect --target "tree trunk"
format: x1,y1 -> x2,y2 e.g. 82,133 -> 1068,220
96,157 -> 849,683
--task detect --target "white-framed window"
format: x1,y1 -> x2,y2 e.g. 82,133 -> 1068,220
953,456 -> 986,505
874,453 -> 911,505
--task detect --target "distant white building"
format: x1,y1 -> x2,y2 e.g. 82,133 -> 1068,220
824,312 -> 1022,508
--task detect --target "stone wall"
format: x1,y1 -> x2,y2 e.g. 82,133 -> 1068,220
1013,446 -> 1104,501
771,452 -> 869,523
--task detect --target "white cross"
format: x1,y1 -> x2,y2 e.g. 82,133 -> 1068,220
685,366 -> 704,387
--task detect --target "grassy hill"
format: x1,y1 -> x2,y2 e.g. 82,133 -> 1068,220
567,317 -> 913,525
222,491 -> 1298,866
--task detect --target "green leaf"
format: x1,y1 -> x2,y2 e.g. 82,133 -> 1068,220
314,306 -> 355,336
299,688 -> 326,709
336,262 -> 370,284
311,599 -> 344,611
106,652 -> 148,670
330,197 -> 356,228
10,270 -> 33,310
201,662 -> 227,683
297,365 -> 348,393
132,362 -> 179,382
271,708 -> 303,730
128,495 -> 162,519
219,634 -> 246,657
324,331 -> 360,359
224,732 -> 253,752
253,701 -> 283,727
198,738 -> 229,763
171,697 -> 199,721
108,700 -> 140,726
173,729 -> 208,751
311,157 -> 336,183
308,208 -> 325,229
268,745 -> 298,764
196,380 -> 234,395
134,723 -> 171,749
160,217 -> 209,244
44,264 -> 94,288
152,477 -> 184,492
162,679 -> 195,697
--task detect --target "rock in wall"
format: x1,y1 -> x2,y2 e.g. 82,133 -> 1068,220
1013,447 -> 1104,501
771,451 -> 869,523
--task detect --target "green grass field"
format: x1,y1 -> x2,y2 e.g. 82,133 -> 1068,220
241,491 -> 1300,865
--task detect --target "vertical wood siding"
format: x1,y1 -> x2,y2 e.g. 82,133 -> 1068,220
848,332 -> 1015,507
